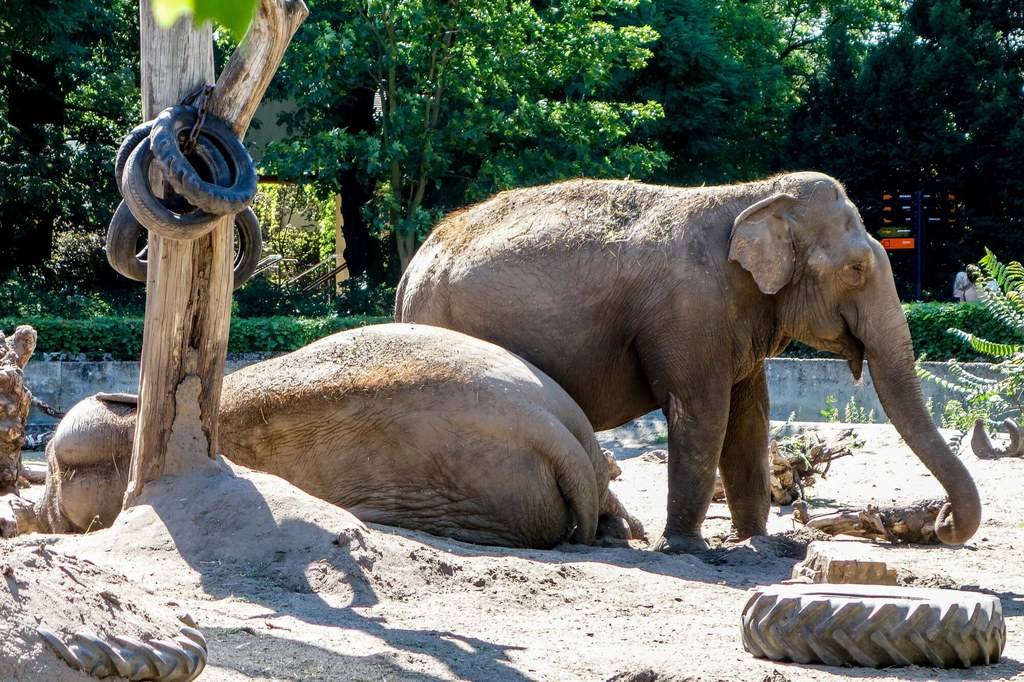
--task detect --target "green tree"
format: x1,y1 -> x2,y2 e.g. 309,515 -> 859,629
0,0 -> 139,290
787,0 -> 1024,300
618,0 -> 900,185
265,0 -> 664,275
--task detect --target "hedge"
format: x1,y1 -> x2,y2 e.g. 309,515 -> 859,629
783,301 -> 1016,361
903,301 -> 1018,361
0,302 -> 1014,362
1,315 -> 390,360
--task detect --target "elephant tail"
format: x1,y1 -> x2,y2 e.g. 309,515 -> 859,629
531,419 -> 602,545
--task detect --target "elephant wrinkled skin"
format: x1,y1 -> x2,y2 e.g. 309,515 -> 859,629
396,173 -> 982,553
27,324 -> 642,549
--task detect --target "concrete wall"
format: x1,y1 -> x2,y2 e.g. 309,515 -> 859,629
765,358 -> 991,423
23,357 -> 991,429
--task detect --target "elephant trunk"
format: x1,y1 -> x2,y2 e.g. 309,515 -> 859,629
851,297 -> 981,545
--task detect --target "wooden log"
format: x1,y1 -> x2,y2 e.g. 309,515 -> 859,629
792,498 -> 944,545
126,0 -> 308,501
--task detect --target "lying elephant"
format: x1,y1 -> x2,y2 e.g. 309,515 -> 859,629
24,323 -> 642,549
396,172 -> 982,553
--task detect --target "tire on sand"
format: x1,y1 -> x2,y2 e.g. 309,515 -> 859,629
741,583 -> 1005,669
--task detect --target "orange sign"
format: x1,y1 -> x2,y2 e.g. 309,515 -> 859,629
881,238 -> 915,250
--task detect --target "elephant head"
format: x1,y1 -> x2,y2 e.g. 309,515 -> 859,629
729,173 -> 981,545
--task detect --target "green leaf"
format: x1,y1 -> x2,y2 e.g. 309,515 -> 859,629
152,0 -> 193,28
152,0 -> 258,40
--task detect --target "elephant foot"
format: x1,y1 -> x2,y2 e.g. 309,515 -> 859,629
597,512 -> 647,542
596,515 -> 631,541
594,513 -> 647,547
653,532 -> 709,555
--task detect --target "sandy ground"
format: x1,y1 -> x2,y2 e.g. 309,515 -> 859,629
1,417 -> 1022,682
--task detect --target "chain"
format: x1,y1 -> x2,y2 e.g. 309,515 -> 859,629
179,83 -> 215,155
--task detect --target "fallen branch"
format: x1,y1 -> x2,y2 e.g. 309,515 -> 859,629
715,429 -> 860,505
792,498 -> 944,545
769,436 -> 856,505
30,396 -> 65,420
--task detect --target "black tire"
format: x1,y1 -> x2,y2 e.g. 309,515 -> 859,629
114,121 -> 153,196
149,104 -> 257,215
230,207 -> 263,290
122,137 -> 222,240
106,201 -> 259,291
741,583 -> 1006,669
105,201 -> 147,281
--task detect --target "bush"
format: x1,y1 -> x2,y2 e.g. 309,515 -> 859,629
233,278 -> 335,318
782,301 -> 1016,361
2,315 -> 390,360
0,271 -> 146,319
334,275 -> 397,317
226,315 -> 388,355
904,301 -> 1018,361
4,285 -> 1006,363
6,317 -> 146,359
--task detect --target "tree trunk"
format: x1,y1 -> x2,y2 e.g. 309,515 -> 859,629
126,0 -> 308,501
397,229 -> 417,273
0,326 -> 36,494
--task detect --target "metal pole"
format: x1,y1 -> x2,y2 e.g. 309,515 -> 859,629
914,190 -> 923,301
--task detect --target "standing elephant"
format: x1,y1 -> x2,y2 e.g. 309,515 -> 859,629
24,324 -> 641,549
395,172 -> 981,554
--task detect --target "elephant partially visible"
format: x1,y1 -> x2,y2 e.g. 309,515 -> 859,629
396,172 -> 982,554
22,324 -> 642,549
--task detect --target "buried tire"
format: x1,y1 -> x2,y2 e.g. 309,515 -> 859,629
741,583 -> 1005,669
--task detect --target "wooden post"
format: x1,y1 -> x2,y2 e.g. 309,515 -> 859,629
127,0 -> 308,501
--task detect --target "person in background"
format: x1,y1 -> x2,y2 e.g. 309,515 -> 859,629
953,270 -> 980,302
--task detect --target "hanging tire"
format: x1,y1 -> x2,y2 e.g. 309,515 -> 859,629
741,583 -> 1005,669
149,104 -> 258,215
116,122 -> 231,202
106,201 -> 260,291
122,137 -> 222,240
230,207 -> 262,290
113,121 -> 153,196
105,201 -> 147,282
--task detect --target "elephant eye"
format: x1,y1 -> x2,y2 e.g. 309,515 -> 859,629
841,261 -> 868,287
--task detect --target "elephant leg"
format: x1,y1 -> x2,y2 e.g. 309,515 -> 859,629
719,367 -> 771,538
653,390 -> 730,554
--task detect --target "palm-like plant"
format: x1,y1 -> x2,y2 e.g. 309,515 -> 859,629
918,249 -> 1024,438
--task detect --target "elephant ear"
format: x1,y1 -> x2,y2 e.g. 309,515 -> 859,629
728,193 -> 798,295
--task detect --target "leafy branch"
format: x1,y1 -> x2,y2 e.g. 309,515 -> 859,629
918,248 -> 1024,431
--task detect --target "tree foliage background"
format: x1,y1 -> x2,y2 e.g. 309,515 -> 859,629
0,0 -> 141,314
262,0 -> 665,276
1,0 -> 1023,309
